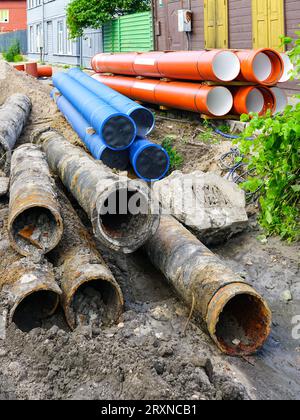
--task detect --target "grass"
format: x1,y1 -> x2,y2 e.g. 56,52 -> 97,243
161,137 -> 184,172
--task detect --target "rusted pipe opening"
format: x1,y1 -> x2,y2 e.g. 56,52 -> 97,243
10,206 -> 62,256
212,51 -> 241,82
99,189 -> 149,240
246,88 -> 265,113
208,287 -> 272,356
11,290 -> 59,332
207,87 -> 233,116
69,279 -> 122,329
130,108 -> 155,137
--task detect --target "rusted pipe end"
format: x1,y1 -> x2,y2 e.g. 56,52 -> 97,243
8,203 -> 64,257
61,267 -> 124,331
0,135 -> 11,175
8,271 -> 62,332
206,283 -> 272,356
94,181 -> 160,253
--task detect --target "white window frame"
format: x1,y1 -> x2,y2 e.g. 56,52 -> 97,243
66,26 -> 73,55
35,23 -> 42,53
57,20 -> 64,55
29,25 -> 34,53
0,9 -> 9,23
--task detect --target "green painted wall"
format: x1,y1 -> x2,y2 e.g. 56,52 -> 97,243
104,11 -> 154,53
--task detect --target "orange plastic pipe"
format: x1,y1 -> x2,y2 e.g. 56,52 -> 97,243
37,65 -> 53,78
236,49 -> 284,86
13,64 -> 25,71
231,86 -> 276,116
91,74 -> 234,117
25,62 -> 38,78
92,50 -> 241,82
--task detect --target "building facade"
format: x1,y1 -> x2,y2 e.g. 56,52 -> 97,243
0,0 -> 27,33
27,0 -> 103,67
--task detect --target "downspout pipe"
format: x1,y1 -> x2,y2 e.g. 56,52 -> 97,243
52,72 -> 136,151
51,189 -> 124,331
145,216 -> 272,356
68,68 -> 155,138
0,207 -> 62,332
8,144 -> 64,257
51,90 -> 129,171
0,94 -> 31,175
31,128 -> 161,254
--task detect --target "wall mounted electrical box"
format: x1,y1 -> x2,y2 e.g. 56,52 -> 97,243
178,10 -> 192,32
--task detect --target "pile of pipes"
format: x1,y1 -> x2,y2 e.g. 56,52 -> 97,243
13,62 -> 53,78
51,68 -> 170,182
0,93 -> 273,356
91,49 -> 292,117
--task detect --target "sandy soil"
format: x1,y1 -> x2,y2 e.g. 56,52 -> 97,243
0,62 -> 299,400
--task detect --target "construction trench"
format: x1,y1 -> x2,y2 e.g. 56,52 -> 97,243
0,59 -> 299,400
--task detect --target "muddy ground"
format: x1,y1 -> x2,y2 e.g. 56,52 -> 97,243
0,62 -> 299,400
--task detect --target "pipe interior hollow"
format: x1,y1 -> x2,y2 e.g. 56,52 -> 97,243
71,279 -> 121,328
130,108 -> 155,137
212,51 -> 241,82
102,115 -> 135,149
135,146 -> 169,181
12,290 -> 59,332
253,53 -> 273,82
207,87 -> 233,116
99,189 -> 149,240
246,88 -> 265,113
11,206 -> 61,255
215,293 -> 270,355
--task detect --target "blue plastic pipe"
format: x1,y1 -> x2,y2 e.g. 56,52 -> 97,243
130,138 -> 170,182
68,68 -> 155,138
51,89 -> 129,171
52,72 -> 136,151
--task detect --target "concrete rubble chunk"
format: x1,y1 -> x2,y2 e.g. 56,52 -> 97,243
153,170 -> 248,245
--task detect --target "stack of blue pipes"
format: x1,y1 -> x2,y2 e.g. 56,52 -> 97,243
51,68 -> 170,182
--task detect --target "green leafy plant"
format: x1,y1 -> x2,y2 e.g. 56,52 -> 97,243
3,40 -> 23,63
236,29 -> 300,242
67,0 -> 150,39
162,137 -> 184,172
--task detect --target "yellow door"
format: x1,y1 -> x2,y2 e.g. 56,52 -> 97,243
252,0 -> 285,51
204,0 -> 228,49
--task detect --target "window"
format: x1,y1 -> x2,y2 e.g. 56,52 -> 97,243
36,24 -> 42,53
0,10 -> 9,23
29,26 -> 34,52
58,21 -> 64,54
66,26 -> 73,55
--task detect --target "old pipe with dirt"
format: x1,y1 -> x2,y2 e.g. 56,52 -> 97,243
0,207 -> 62,332
0,94 -> 31,174
32,128 -> 161,253
145,216 -> 272,356
92,50 -> 241,82
230,86 -> 276,116
51,90 -> 130,171
92,74 -> 234,117
8,144 -> 64,257
51,190 -> 124,330
68,68 -> 155,138
52,72 -> 136,151
236,49 -> 284,85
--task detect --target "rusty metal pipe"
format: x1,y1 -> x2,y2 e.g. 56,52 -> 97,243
0,94 -> 31,174
51,189 -> 124,330
231,86 -> 276,116
32,128 -> 160,254
8,144 -> 64,257
92,50 -> 241,82
145,216 -> 272,356
92,75 -> 233,117
0,208 -> 61,332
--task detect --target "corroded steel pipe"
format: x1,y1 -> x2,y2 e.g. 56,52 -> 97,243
145,216 -> 272,356
0,208 -> 61,332
32,128 -> 160,254
236,49 -> 284,86
92,50 -> 241,82
51,190 -> 124,330
92,74 -> 234,117
231,86 -> 276,115
0,94 -> 31,174
8,144 -> 63,257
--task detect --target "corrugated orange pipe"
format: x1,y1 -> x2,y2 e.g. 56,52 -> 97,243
92,50 -> 241,82
236,49 -> 284,86
92,74 -> 234,117
231,86 -> 276,116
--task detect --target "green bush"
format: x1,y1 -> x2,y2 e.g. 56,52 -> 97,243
3,41 -> 23,63
162,137 -> 184,173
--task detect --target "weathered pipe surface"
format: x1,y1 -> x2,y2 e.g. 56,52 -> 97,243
145,216 -> 272,356
0,208 -> 61,332
0,94 -> 31,174
8,144 -> 64,257
32,128 -> 161,254
51,190 -> 124,330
